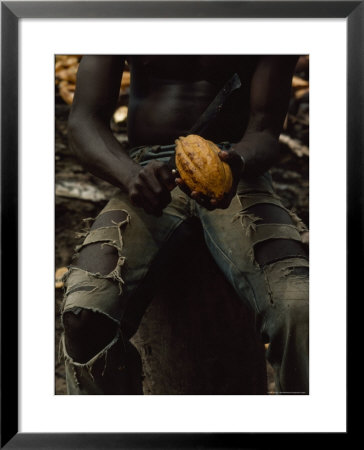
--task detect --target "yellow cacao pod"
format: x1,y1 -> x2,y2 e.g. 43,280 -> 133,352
175,135 -> 233,201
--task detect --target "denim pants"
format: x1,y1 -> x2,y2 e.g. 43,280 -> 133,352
60,144 -> 309,394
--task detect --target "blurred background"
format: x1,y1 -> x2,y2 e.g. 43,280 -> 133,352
55,55 -> 309,395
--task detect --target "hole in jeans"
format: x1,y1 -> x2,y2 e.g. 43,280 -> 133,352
75,210 -> 128,275
63,309 -> 118,363
247,204 -> 307,266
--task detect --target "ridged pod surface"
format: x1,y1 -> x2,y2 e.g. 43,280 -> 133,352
175,135 -> 233,201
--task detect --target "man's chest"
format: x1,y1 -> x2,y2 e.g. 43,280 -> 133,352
128,55 -> 257,84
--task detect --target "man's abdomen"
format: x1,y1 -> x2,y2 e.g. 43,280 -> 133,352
127,80 -> 218,146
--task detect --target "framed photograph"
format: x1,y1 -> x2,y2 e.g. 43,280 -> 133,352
1,0 -> 358,447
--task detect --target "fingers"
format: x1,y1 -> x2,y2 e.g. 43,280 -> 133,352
218,149 -> 244,179
175,177 -> 216,210
192,192 -> 216,211
175,177 -> 191,196
139,169 -> 169,204
129,185 -> 165,216
157,165 -> 177,191
129,163 -> 174,216
202,197 -> 230,210
175,178 -> 207,207
218,149 -> 240,163
218,150 -> 230,161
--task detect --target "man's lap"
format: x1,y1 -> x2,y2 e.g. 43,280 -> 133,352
62,170 -> 308,327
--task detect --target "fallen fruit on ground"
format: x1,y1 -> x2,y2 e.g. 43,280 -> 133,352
55,267 -> 68,289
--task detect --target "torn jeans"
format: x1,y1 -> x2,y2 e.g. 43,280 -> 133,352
60,143 -> 309,395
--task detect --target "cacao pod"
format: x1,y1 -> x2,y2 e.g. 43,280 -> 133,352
175,135 -> 233,201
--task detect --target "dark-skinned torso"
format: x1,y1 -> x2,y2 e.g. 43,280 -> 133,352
68,54 -> 298,215
126,55 -> 260,147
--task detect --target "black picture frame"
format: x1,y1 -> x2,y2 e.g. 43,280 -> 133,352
1,1 -> 358,448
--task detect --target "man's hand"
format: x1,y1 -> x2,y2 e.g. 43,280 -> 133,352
175,149 -> 244,210
126,161 -> 177,216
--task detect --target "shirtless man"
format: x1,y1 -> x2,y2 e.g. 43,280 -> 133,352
61,55 -> 309,395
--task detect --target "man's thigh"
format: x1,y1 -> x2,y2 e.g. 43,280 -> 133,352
197,173 -> 309,315
62,188 -> 191,331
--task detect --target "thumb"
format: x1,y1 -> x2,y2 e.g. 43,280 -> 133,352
218,149 -> 244,178
218,150 -> 231,161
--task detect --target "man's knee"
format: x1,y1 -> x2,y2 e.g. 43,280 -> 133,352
264,289 -> 308,358
63,309 -> 118,364
283,298 -> 308,332
261,256 -> 309,324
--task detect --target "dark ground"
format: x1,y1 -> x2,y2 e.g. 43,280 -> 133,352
55,73 -> 309,395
